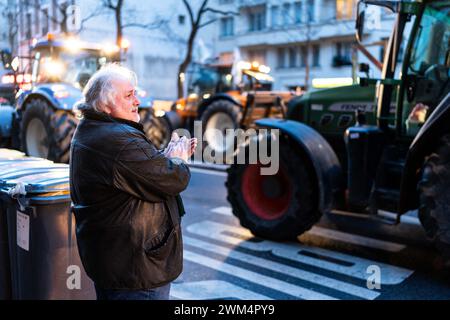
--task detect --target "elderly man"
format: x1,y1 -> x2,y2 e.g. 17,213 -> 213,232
70,64 -> 196,300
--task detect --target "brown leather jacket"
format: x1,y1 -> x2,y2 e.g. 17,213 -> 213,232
70,108 -> 190,290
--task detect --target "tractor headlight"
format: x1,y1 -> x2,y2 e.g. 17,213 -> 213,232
42,59 -> 65,78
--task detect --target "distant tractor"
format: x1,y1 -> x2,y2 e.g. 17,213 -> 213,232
226,0 -> 450,261
0,35 -> 170,163
172,60 -> 296,160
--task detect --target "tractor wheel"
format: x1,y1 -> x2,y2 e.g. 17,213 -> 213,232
418,134 -> 450,262
201,99 -> 241,163
226,135 -> 320,240
139,108 -> 171,149
20,99 -> 78,163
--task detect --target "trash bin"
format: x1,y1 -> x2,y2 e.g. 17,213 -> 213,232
0,166 -> 95,300
0,152 -> 55,300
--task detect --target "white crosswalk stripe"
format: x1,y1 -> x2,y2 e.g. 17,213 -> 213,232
183,250 -> 337,300
183,235 -> 380,299
187,220 -> 414,285
210,206 -> 408,252
171,280 -> 273,300
176,207 -> 415,300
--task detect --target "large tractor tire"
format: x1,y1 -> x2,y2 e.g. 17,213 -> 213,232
139,108 -> 171,149
21,99 -> 78,163
418,134 -> 450,262
201,99 -> 241,163
226,135 -> 320,240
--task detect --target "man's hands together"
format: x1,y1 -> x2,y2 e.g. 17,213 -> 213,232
163,133 -> 198,163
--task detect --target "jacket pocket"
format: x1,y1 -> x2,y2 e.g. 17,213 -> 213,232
144,226 -> 176,257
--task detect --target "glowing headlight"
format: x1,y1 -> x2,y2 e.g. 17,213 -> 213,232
42,59 -> 65,77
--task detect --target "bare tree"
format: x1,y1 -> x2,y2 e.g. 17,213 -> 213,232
177,0 -> 237,98
102,0 -> 166,47
0,0 -> 19,54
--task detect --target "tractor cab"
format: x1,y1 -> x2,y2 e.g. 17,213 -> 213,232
186,60 -> 273,101
30,35 -> 119,89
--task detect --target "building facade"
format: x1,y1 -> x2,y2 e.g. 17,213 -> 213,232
211,0 -> 395,90
14,0 -> 217,100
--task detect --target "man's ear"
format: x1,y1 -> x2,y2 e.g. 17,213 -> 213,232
103,105 -> 112,114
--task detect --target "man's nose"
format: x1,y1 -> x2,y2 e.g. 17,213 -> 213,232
134,96 -> 140,106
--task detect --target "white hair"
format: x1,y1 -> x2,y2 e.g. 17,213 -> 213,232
77,63 -> 137,113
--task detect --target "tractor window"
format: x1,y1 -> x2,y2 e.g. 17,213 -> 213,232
409,5 -> 450,75
35,50 -> 106,88
189,65 -> 219,96
403,2 -> 450,136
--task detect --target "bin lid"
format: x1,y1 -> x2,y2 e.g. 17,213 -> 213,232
0,164 -> 68,179
0,148 -> 26,159
0,159 -> 55,171
0,170 -> 69,194
0,167 -> 68,180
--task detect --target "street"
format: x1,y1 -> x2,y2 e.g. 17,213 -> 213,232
171,166 -> 450,300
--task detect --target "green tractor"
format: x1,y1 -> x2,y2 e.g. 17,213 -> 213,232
226,0 -> 450,260
0,35 -> 170,163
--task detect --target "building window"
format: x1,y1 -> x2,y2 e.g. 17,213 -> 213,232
300,46 -> 308,67
282,3 -> 291,25
220,17 -> 234,37
307,0 -> 315,22
34,0 -> 40,35
312,44 -> 320,67
288,47 -> 297,67
277,48 -> 285,68
26,12 -> 32,39
248,7 -> 266,32
42,8 -> 49,35
294,2 -> 302,24
52,0 -> 58,30
333,42 -> 354,67
271,5 -> 280,28
336,0 -> 355,20
178,15 -> 185,25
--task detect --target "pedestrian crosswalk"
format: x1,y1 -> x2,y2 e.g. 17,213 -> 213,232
170,206 -> 415,300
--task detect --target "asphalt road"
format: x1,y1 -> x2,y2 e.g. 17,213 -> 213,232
171,166 -> 450,300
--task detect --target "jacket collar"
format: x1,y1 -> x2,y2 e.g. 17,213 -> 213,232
82,108 -> 144,133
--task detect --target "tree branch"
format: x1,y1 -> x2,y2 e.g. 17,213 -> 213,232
182,0 -> 196,27
198,18 -> 218,29
123,19 -> 167,30
203,7 -> 239,16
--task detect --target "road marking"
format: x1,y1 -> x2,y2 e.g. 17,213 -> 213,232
183,250 -> 337,300
187,221 -> 414,285
184,235 -> 379,300
210,206 -> 407,252
171,280 -> 272,300
211,206 -> 233,216
189,167 -> 228,177
307,226 -> 406,252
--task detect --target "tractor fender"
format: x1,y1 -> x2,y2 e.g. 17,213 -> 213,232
400,92 -> 450,213
17,84 -> 83,113
255,118 -> 344,214
197,93 -> 242,119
